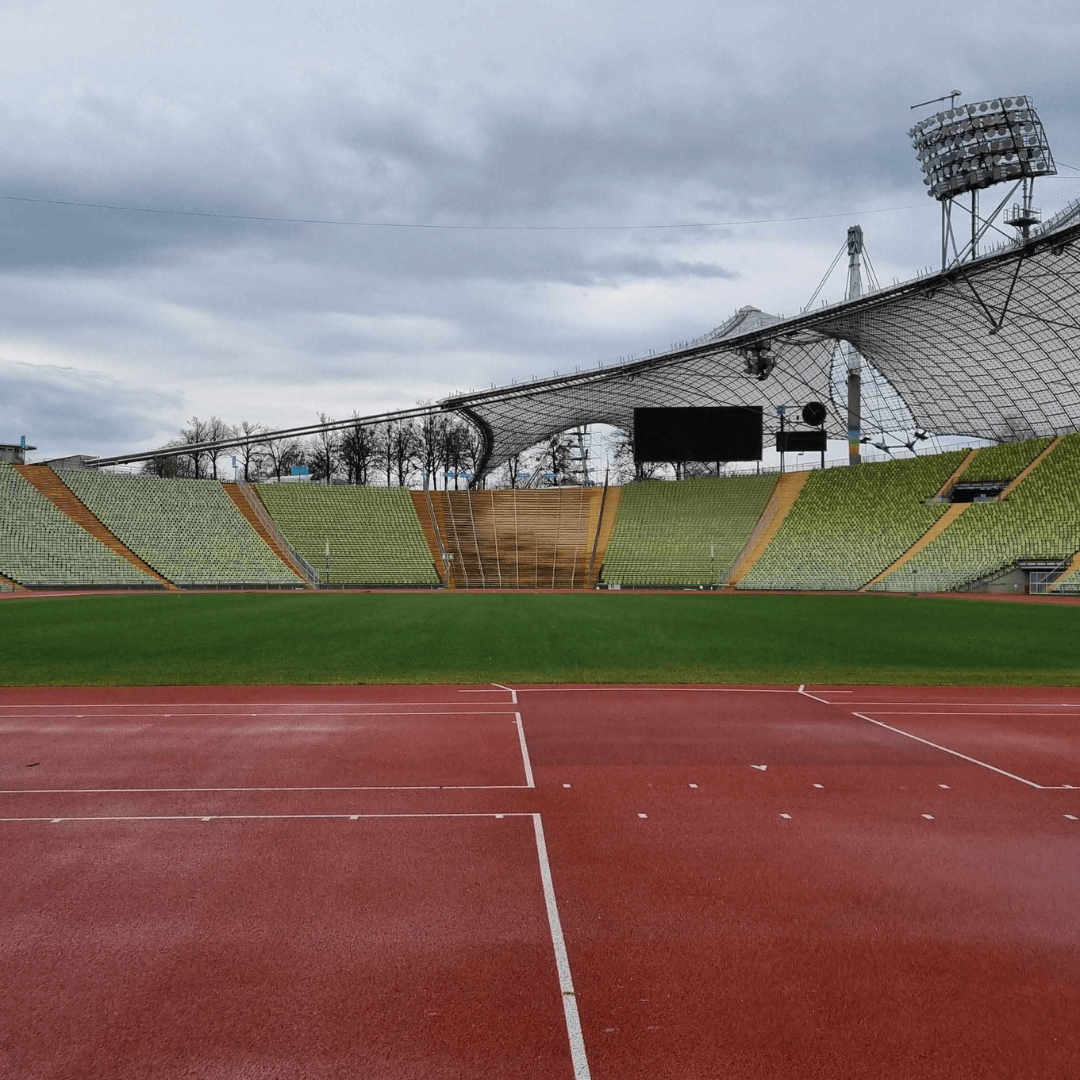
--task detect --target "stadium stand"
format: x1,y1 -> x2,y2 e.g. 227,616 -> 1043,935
428,488 -> 602,589
872,434 -> 1080,593
738,452 -> 967,591
255,483 -> 440,585
958,436 -> 1054,483
61,471 -> 301,587
0,463 -> 159,588
602,475 -> 777,586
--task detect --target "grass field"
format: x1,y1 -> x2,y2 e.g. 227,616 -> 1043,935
1,591 -> 1079,686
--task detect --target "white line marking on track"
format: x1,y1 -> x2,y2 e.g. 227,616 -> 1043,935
563,783 -> 572,789
689,783 -> 698,789
512,687 -> 800,694
813,783 -> 824,789
854,713 -> 1044,788
0,812 -> 533,823
491,683 -> 519,704
514,713 -> 535,789
1,784 -> 537,794
51,818 -> 62,823
779,814 -> 792,820
750,764 -> 767,771
532,814 -> 592,1080
922,814 -> 935,820
1065,815 -> 1078,821
798,687 -> 834,704
638,813 -> 648,819
870,711 -> 1080,716
939,784 -> 951,789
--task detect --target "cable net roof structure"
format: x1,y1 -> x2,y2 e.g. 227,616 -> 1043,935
443,208 -> 1080,478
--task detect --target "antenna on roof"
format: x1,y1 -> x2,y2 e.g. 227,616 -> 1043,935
910,90 -> 961,110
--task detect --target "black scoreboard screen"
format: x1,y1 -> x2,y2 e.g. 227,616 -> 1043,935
633,406 -> 763,463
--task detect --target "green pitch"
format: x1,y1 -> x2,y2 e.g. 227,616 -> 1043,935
1,591 -> 1078,686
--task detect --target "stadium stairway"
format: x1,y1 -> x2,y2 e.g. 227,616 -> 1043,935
0,570 -> 26,591
13,465 -> 175,589
409,490 -> 451,584
934,449 -> 978,498
861,502 -> 971,591
429,488 -> 604,588
998,436 -> 1062,498
725,472 -> 810,586
223,483 -> 312,586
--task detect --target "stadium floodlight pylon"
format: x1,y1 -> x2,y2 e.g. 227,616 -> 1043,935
909,94 -> 1057,268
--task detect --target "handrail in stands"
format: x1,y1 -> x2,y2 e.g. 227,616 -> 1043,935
235,478 -> 320,587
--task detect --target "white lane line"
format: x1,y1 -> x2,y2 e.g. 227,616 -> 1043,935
0,784 -> 536,794
798,687 -> 835,704
514,713 -> 535,789
512,687 -> 801,694
750,765 -> 768,771
0,710 -> 519,721
922,814 -> 935,820
637,813 -> 648,819
532,814 -> 592,1080
816,701 -> 1080,708
1,812 -> 533,823
688,783 -> 698,789
0,702 -> 513,710
855,712 -> 1044,788
813,783 -> 824,789
939,784 -> 951,789
869,711 -> 1080,716
563,783 -> 572,789
490,683 -> 519,704
779,813 -> 792,820
1066,815 -> 1078,821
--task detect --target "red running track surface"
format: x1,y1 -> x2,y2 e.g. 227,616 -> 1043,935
2,683 -> 1079,1079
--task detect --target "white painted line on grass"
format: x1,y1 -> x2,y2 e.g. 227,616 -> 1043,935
514,713 -> 535,789
854,712 -> 1044,788
532,814 -> 592,1080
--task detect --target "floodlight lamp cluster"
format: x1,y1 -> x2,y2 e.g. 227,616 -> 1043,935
909,96 -> 1056,201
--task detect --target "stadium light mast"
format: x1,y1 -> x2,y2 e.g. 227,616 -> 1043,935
844,225 -> 864,466
909,93 -> 1056,269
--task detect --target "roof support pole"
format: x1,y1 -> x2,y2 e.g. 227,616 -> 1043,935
845,225 -> 863,465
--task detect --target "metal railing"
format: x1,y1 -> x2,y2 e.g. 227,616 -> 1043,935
234,478 -> 320,587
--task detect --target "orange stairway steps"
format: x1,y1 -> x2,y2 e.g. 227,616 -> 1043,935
222,483 -> 309,585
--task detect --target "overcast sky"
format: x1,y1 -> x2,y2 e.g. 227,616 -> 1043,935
3,0 -> 1080,460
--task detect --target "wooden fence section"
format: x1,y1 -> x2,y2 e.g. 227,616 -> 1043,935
428,488 -> 603,588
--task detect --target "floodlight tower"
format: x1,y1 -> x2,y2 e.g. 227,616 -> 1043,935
844,225 -> 864,465
909,94 -> 1057,269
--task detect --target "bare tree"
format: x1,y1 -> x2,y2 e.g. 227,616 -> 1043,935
181,417 -> 210,479
141,440 -> 191,478
499,451 -> 527,489
307,414 -> 341,483
534,432 -> 574,486
341,414 -> 377,485
234,421 -> 267,481
391,420 -> 419,487
204,416 -> 233,479
609,427 -> 662,483
415,411 -> 447,490
264,436 -> 304,480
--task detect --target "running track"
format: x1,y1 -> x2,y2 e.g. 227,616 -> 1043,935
2,684 -> 1078,1079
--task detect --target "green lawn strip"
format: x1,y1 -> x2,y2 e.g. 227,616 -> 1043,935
0,591 -> 1078,686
